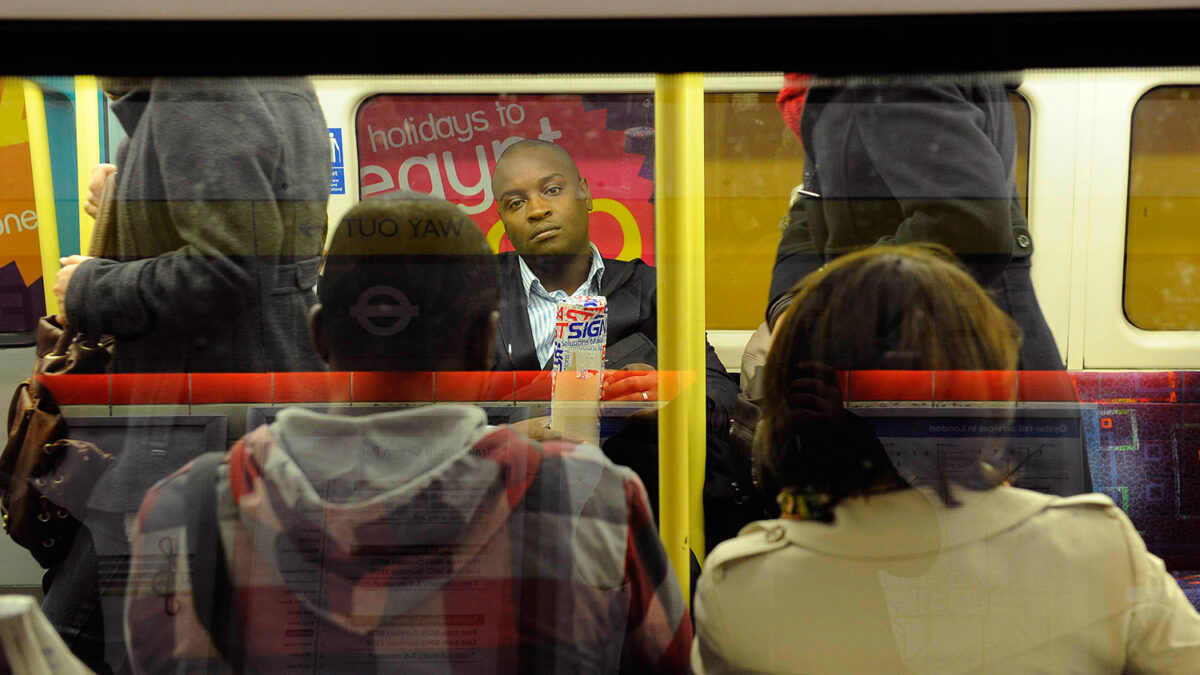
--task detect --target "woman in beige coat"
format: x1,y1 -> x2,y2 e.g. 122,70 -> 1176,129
692,244 -> 1200,674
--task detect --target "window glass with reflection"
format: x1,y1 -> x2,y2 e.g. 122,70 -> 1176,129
4,69 -> 1200,675
1127,85 -> 1200,330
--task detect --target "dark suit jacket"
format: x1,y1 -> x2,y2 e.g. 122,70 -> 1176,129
493,252 -> 737,434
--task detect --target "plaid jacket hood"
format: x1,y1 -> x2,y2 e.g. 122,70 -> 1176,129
126,404 -> 692,673
247,405 -> 510,629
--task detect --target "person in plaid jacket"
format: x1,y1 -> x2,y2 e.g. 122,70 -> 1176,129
122,194 -> 692,673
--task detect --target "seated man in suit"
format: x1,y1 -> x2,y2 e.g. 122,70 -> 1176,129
489,140 -> 740,514
123,194 -> 693,673
490,140 -> 737,429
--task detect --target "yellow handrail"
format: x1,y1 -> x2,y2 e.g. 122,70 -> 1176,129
654,73 -> 707,600
75,76 -> 101,252
24,80 -> 59,316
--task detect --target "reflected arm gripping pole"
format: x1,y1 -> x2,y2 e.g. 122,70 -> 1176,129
75,76 -> 101,253
655,73 -> 707,600
24,80 -> 60,316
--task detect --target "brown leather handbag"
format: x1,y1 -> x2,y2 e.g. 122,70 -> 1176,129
2,379 -> 114,567
0,172 -> 118,568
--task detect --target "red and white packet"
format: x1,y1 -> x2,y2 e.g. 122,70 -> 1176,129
550,296 -> 607,444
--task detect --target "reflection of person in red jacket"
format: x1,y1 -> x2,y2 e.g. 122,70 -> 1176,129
776,72 -> 813,143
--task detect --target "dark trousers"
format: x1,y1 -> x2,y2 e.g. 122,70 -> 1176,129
42,511 -> 131,675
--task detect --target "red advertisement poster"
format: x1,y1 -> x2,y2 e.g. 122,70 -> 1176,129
0,78 -> 44,337
356,94 -> 656,265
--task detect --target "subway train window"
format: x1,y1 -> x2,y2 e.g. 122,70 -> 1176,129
1127,85 -> 1200,330
703,90 -> 805,330
4,68 -> 1200,674
355,92 -> 657,265
701,81 -> 1031,333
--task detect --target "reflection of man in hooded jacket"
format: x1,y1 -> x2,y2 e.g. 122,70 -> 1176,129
123,196 -> 693,673
768,76 -> 1061,370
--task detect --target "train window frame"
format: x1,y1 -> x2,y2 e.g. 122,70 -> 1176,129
1078,69 -> 1200,369
1123,84 -> 1200,332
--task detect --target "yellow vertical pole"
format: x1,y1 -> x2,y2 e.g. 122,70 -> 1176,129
24,80 -> 60,316
75,76 -> 101,253
655,72 -> 707,599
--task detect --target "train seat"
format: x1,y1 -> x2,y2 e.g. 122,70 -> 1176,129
1173,571 -> 1200,608
1073,372 -> 1200,609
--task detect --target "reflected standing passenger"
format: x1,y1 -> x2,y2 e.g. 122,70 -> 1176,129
693,244 -> 1200,673
57,76 -> 330,374
124,195 -> 693,673
42,76 -> 331,674
768,75 -> 1061,370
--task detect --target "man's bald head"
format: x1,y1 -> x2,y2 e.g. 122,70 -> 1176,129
490,140 -> 593,262
490,139 -> 582,193
315,193 -> 499,371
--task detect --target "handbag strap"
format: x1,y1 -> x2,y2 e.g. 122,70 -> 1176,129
49,324 -> 79,359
